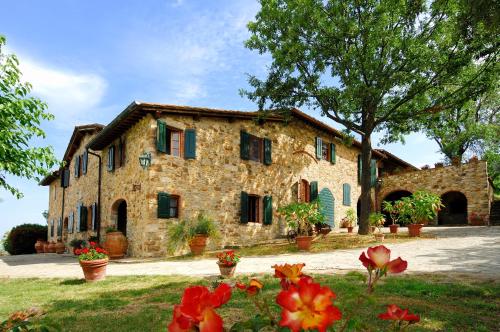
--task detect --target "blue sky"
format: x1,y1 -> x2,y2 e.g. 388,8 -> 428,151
0,0 -> 444,236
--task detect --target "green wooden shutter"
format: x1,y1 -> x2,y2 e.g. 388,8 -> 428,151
157,120 -> 167,153
330,143 -> 336,164
158,192 -> 171,218
315,137 -> 322,159
80,205 -> 88,232
263,195 -> 273,225
107,146 -> 115,171
82,151 -> 88,174
240,131 -> 250,160
310,181 -> 319,201
263,138 -> 272,165
357,155 -> 362,184
68,212 -> 73,234
57,218 -> 62,237
184,129 -> 197,159
74,156 -> 80,178
240,191 -> 249,223
370,159 -> 377,187
343,183 -> 351,206
61,169 -> 70,188
76,205 -> 81,231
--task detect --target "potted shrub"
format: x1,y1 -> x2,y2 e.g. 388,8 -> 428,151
278,201 -> 324,251
382,200 -> 404,234
468,212 -> 485,226
341,208 -> 356,233
369,212 -> 386,241
167,213 -> 220,255
104,227 -> 128,259
69,239 -> 86,255
216,250 -> 240,277
75,242 -> 109,282
399,191 -> 442,237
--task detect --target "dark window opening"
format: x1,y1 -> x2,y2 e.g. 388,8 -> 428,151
169,195 -> 179,218
249,135 -> 263,162
322,144 -> 330,161
247,195 -> 261,223
299,179 -> 310,203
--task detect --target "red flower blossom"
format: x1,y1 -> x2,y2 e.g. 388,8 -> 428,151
276,277 -> 341,332
235,279 -> 263,296
378,304 -> 420,323
89,241 -> 97,248
272,263 -> 307,289
359,245 -> 407,274
168,283 -> 232,332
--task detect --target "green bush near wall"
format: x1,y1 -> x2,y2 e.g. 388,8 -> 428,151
4,224 -> 47,255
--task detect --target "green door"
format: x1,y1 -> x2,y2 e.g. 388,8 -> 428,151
319,188 -> 335,227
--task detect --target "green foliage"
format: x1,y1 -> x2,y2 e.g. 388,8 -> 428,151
341,208 -> 356,227
4,224 -> 47,255
277,200 -> 325,236
382,200 -> 405,225
242,0 -> 497,233
229,314 -> 271,332
166,213 -> 220,254
69,239 -> 86,248
0,35 -> 59,198
368,212 -> 385,231
398,191 -> 443,225
105,227 -> 118,233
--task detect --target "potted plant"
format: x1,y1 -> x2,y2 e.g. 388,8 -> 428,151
278,201 -> 324,251
369,212 -> 386,241
75,241 -> 109,282
167,213 -> 220,255
55,240 -> 66,254
399,191 -> 442,237
341,209 -> 356,233
468,212 -> 485,226
69,239 -> 86,255
104,227 -> 128,259
382,200 -> 404,234
34,239 -> 45,253
216,250 -> 240,277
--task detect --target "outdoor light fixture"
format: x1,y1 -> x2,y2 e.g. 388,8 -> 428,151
139,152 -> 152,170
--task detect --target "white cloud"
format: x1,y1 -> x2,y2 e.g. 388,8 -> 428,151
17,54 -> 107,128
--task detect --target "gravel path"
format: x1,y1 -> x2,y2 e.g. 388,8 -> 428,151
1,226 -> 499,279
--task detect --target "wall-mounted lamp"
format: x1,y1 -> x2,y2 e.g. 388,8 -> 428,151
139,152 -> 152,170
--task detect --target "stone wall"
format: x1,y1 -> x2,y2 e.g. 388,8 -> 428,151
377,160 -> 492,224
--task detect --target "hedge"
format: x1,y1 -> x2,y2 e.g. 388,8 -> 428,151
4,224 -> 47,255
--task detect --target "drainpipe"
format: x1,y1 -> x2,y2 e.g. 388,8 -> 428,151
61,186 -> 65,241
87,149 -> 102,241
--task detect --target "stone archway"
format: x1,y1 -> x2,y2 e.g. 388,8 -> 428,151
439,191 -> 467,225
381,190 -> 412,226
319,188 -> 335,227
111,199 -> 128,236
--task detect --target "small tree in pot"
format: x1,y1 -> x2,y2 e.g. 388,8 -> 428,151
341,208 -> 357,233
382,200 -> 405,234
369,212 -> 386,241
399,191 -> 442,237
167,213 -> 220,256
278,201 -> 324,251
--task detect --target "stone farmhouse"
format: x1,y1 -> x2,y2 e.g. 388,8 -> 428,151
40,102 -> 494,257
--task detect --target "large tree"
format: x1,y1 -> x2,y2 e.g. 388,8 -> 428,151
0,36 -> 58,198
242,0 -> 498,234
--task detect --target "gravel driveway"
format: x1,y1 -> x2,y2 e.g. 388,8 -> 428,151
1,226 -> 499,279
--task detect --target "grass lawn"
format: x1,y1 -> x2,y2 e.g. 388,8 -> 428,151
0,273 -> 497,331
167,232 -> 435,260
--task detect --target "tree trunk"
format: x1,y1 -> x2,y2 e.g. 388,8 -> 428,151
358,134 -> 373,235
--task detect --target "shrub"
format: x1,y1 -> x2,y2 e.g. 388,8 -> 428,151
4,224 -> 47,255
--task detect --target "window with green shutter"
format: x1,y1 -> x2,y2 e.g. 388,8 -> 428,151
57,218 -> 62,237
343,183 -> 351,206
68,212 -> 73,234
61,168 -> 70,188
107,146 -> 115,171
184,129 -> 196,159
82,151 -> 88,174
158,192 -> 171,218
315,137 -> 322,159
330,143 -> 336,164
79,204 -> 88,232
74,155 -> 80,178
357,155 -> 362,184
240,131 -> 250,160
157,120 -> 167,153
240,191 -> 249,223
370,159 -> 377,187
310,181 -> 319,201
263,138 -> 272,165
263,195 -> 273,225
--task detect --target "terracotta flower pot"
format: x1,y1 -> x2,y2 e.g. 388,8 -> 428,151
319,227 -> 331,235
55,241 -> 66,254
296,235 -> 313,251
79,258 -> 108,282
217,262 -> 237,277
43,242 -> 50,253
407,224 -> 423,237
389,224 -> 399,234
189,235 -> 208,255
34,240 -> 44,254
347,226 -> 354,233
374,233 -> 385,242
104,231 -> 128,259
47,242 -> 56,253
370,226 -> 376,233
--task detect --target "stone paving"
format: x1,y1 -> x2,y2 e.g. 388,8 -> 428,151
1,226 -> 499,279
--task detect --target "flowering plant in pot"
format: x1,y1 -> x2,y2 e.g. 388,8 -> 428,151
341,208 -> 356,233
369,212 -> 386,241
168,245 -> 417,332
216,250 -> 240,277
167,212 -> 220,255
277,201 -> 324,251
399,191 -> 442,237
69,239 -> 86,255
75,241 -> 109,282
382,200 -> 405,234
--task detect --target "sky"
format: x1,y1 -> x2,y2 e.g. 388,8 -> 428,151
0,0 -> 445,237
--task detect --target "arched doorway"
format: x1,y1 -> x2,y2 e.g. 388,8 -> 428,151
112,199 -> 128,236
381,190 -> 412,226
319,188 -> 335,227
439,191 -> 467,225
